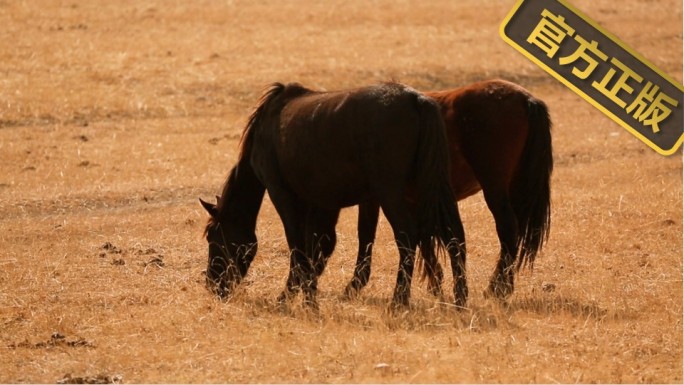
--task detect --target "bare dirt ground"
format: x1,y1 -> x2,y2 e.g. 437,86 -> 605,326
0,0 -> 682,383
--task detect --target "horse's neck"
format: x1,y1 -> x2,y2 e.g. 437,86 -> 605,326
219,158 -> 265,232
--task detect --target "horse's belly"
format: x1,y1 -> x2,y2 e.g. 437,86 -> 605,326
270,145 -> 367,208
292,169 -> 369,209
449,150 -> 481,201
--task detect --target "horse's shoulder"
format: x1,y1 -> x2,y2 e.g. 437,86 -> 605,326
375,81 -> 417,95
357,82 -> 422,107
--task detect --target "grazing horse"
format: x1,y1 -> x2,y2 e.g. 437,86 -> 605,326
200,82 -> 467,309
315,79 -> 554,302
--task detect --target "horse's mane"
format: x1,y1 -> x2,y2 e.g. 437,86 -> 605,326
205,82 -> 307,234
238,82 -> 285,160
238,82 -> 314,159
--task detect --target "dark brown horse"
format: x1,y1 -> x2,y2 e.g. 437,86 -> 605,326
314,79 -> 553,302
200,82 -> 467,309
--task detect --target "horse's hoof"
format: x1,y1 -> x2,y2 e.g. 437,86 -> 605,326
211,288 -> 231,301
453,291 -> 468,310
453,282 -> 469,310
388,302 -> 410,317
304,300 -> 320,316
276,290 -> 290,304
342,284 -> 360,300
484,281 -> 513,301
427,284 -> 443,298
275,301 -> 292,316
390,293 -> 410,311
426,266 -> 444,296
303,294 -> 319,309
453,297 -> 467,311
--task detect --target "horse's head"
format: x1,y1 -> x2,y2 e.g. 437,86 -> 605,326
200,197 -> 258,298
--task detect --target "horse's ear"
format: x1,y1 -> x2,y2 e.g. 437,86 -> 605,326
199,198 -> 218,218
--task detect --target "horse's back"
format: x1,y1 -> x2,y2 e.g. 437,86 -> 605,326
265,82 -> 430,209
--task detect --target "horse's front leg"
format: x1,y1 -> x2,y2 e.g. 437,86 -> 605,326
265,188 -> 312,307
276,247 -> 303,302
296,246 -> 318,310
276,240 -> 318,310
296,208 -> 341,310
310,209 -> 341,278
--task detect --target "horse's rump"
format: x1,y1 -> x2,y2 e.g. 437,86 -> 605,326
429,79 -> 552,270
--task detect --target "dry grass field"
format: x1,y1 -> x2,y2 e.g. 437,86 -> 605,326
1,0 -> 682,383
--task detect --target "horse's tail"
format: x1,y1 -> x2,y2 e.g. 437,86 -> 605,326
238,82 -> 287,161
412,94 -> 462,283
511,96 -> 554,270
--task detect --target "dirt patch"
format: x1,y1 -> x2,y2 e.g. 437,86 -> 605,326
8,333 -> 94,350
57,373 -> 123,384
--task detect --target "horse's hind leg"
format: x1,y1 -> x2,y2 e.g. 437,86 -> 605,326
378,196 -> 418,308
445,203 -> 468,308
482,188 -> 518,300
344,200 -> 380,298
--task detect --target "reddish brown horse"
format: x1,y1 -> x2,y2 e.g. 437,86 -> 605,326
201,82 -> 466,309
314,79 -> 553,302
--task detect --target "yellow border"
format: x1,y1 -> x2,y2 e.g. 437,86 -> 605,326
500,0 -> 684,156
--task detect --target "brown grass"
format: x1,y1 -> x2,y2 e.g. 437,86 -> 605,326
0,0 -> 681,383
